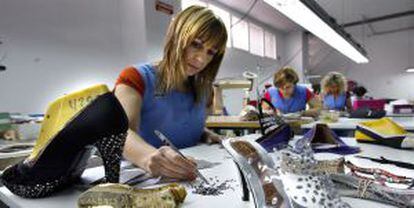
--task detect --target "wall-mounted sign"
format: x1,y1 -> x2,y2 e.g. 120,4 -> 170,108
155,0 -> 174,15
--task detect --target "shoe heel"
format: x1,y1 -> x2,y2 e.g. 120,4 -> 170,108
94,132 -> 127,183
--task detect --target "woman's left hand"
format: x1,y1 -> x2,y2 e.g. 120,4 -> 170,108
205,133 -> 225,144
202,128 -> 225,144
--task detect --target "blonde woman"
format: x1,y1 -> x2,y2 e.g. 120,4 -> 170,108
114,6 -> 227,181
320,72 -> 352,111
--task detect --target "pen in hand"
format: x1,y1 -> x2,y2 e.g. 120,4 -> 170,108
154,130 -> 210,184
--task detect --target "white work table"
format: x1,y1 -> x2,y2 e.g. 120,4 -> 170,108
1,136 -> 414,208
0,143 -> 252,208
386,113 -> 414,117
301,116 -> 414,131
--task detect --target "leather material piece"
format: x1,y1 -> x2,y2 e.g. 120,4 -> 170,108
299,123 -> 360,155
355,117 -> 414,149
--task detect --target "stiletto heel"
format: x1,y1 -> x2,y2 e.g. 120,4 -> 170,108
94,132 -> 127,183
0,84 -> 129,198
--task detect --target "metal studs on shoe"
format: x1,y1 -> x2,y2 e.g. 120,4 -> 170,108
94,133 -> 127,183
279,150 -> 351,208
1,173 -> 64,198
1,132 -> 127,198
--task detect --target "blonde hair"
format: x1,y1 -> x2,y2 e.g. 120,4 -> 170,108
273,67 -> 299,88
321,72 -> 347,94
157,5 -> 227,103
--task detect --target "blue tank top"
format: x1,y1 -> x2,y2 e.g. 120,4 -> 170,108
134,64 -> 206,149
323,93 -> 346,110
268,85 -> 308,114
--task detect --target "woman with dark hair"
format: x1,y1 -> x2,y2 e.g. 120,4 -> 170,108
353,86 -> 368,99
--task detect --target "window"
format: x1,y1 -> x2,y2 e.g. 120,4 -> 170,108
264,30 -> 277,59
181,0 -> 207,10
208,4 -> 232,47
231,16 -> 249,51
249,23 -> 264,56
180,1 -> 279,60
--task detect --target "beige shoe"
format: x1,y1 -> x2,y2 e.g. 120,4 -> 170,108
78,183 -> 187,208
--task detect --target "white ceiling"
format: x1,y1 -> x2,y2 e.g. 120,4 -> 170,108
211,0 -> 299,32
315,0 -> 414,24
214,0 -> 413,70
307,0 -> 413,72
315,0 -> 414,36
211,0 -> 414,35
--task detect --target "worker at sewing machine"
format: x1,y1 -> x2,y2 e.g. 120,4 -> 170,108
113,6 -> 227,181
263,67 -> 321,117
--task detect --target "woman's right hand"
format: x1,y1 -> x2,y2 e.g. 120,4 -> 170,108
143,146 -> 198,181
115,83 -> 198,181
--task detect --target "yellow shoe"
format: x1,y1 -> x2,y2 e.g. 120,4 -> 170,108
29,84 -> 110,161
356,117 -> 414,148
1,84 -> 129,198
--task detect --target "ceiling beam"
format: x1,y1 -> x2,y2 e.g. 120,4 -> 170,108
298,0 -> 368,61
361,15 -> 377,35
342,10 -> 414,28
370,26 -> 414,36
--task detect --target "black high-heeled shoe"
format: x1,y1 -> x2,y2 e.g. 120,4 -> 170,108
256,98 -> 294,152
0,85 -> 129,198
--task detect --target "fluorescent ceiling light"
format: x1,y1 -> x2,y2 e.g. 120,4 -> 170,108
264,0 -> 369,64
406,68 -> 414,73
306,75 -> 322,79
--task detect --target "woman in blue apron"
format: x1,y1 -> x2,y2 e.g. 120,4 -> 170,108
114,6 -> 227,181
320,72 -> 352,112
264,67 -> 321,117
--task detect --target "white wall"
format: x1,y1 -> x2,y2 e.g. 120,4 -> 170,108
309,28 -> 414,100
0,0 -> 288,115
283,31 -> 306,81
0,0 -> 147,113
143,0 -> 179,62
348,29 -> 414,100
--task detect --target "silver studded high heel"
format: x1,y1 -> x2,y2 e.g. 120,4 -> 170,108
223,135 -> 351,208
223,138 -> 291,207
277,149 -> 351,208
